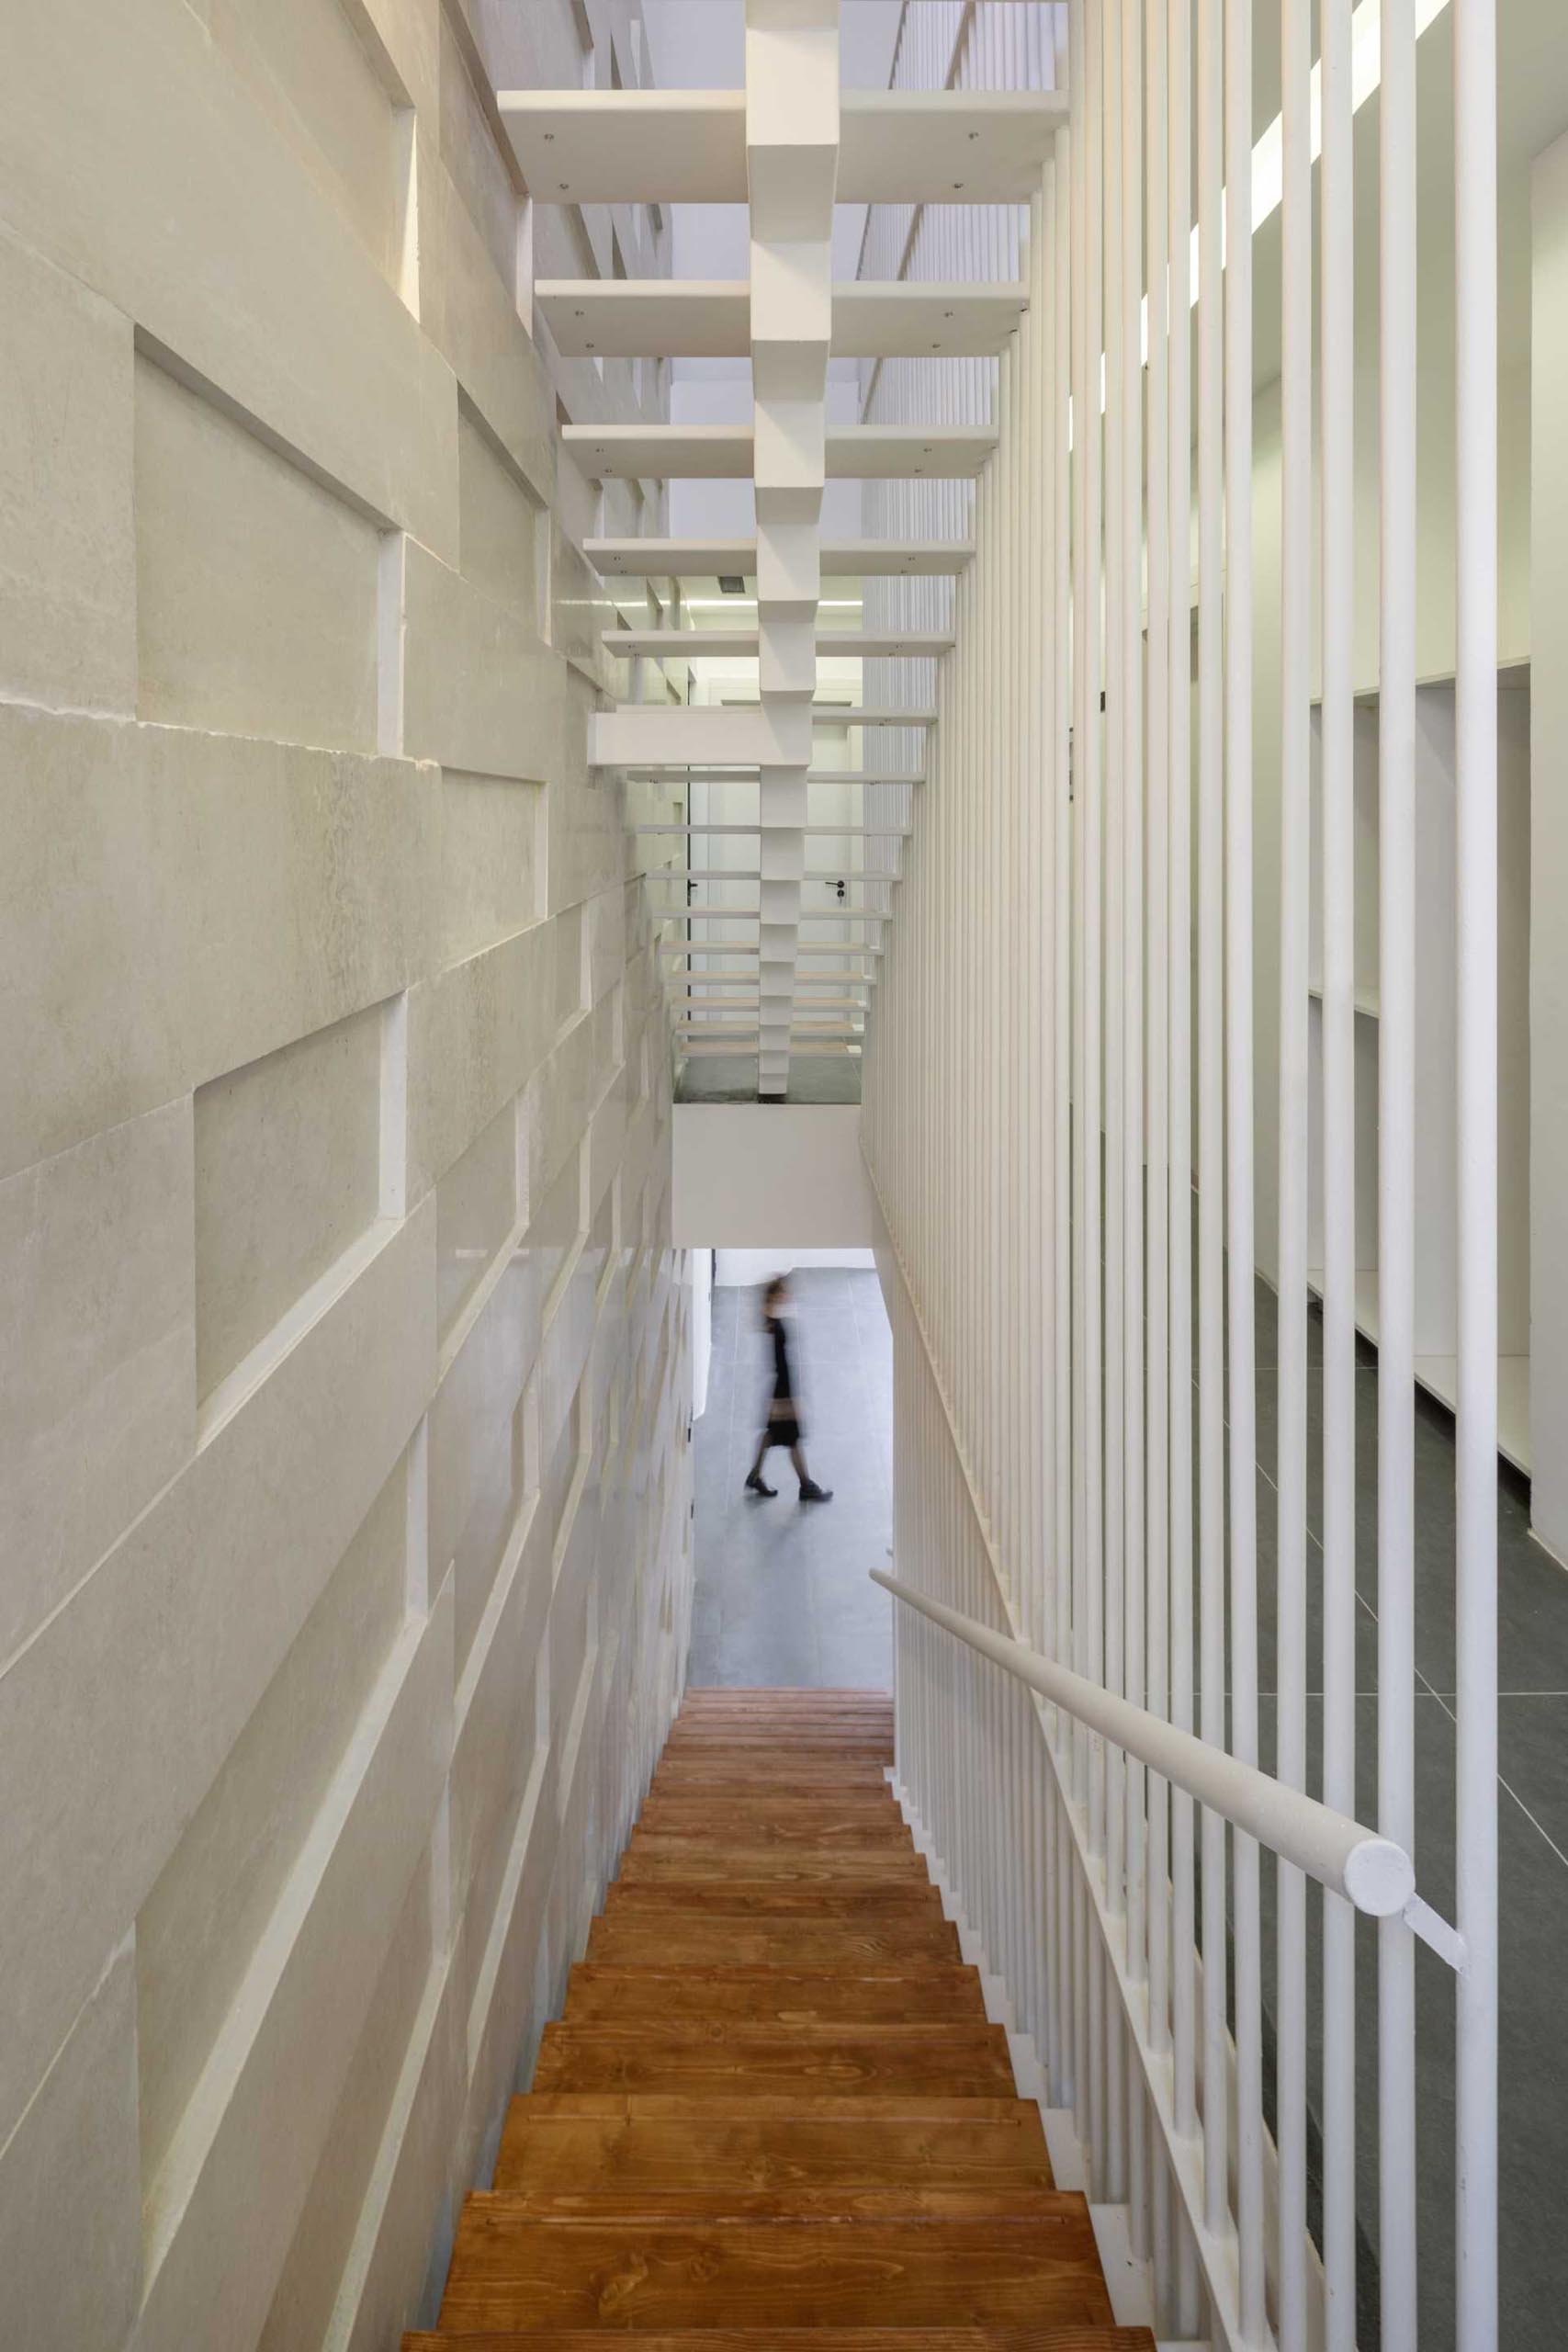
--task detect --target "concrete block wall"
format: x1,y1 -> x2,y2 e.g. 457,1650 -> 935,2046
0,2 -> 694,2346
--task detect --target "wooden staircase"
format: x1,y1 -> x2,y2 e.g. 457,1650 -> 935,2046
408,1688 -> 1153,2350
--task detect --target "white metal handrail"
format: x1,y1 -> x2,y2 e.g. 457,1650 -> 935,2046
873,1567 -> 1416,1919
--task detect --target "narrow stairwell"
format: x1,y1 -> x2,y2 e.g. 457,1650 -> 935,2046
407,1689 -> 1154,2348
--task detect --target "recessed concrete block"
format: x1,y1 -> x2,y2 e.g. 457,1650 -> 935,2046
458,402 -> 540,618
194,1000 -> 389,1406
406,922 -> 554,1202
438,7 -> 519,290
135,352 -> 381,752
137,1587 -> 452,2352
451,1499 -> 551,1962
0,705 -> 434,1179
402,539 -> 558,780
0,0 -> 457,557
436,1095 -> 518,1344
438,768 -> 543,968
0,1100 -> 195,1669
427,1242 -> 541,1607
257,1854 -> 441,2352
0,223 -> 135,714
0,1939 -> 141,2352
0,1199 -> 434,2152
136,1448 -> 412,2188
421,152 -> 555,510
205,0 -> 406,282
449,1396 -> 528,1679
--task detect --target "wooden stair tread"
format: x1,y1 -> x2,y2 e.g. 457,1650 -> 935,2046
532,2028 -> 1014,2097
436,2213 -> 1115,2330
634,1819 -> 911,1848
621,1844 -> 928,1881
514,2094 -> 1044,2120
419,1690 -> 1135,2352
560,1966 -> 988,2023
585,1917 -> 962,1964
495,2108 -> 1053,2200
410,2329 -> 1154,2349
604,1882 -> 942,1915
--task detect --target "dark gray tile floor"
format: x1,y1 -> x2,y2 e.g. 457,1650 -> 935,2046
690,1269 -> 892,1688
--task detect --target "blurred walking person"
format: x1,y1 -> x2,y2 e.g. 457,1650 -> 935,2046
744,1273 -> 833,1501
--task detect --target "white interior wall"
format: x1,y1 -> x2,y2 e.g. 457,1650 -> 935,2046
0,4 -> 695,2345
673,1104 -> 877,1247
716,1247 -> 878,1284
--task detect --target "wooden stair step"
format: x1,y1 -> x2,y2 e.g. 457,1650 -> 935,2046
514,2094 -> 1043,2120
411,2329 -> 1155,2349
495,2103 -> 1052,2201
533,2021 -> 1015,2097
649,1769 -> 893,1778
585,1914 -> 961,1965
634,1809 -> 909,1846
663,1735 -> 895,1753
558,1965 -> 989,2025
619,1842 -> 930,1883
434,2212 -> 1115,2331
604,1880 -> 942,1916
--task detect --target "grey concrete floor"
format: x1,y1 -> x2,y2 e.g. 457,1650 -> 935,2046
690,1268 -> 892,1688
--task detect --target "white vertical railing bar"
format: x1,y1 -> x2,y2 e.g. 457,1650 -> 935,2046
1277,0 -> 1312,2344
1165,5 -> 1199,2266
1102,19 -> 1129,2206
1144,0 -> 1171,2103
1453,0 -> 1499,2341
1224,0 -> 1264,2324
1119,21 -> 1147,2222
1194,0 -> 1228,2252
1318,3 -> 1359,2347
1378,3 -> 1419,2346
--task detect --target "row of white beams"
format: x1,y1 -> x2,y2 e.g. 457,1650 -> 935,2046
537,280 -> 1028,359
501,87 -> 1066,207
586,537 -> 973,579
562,424 -> 998,480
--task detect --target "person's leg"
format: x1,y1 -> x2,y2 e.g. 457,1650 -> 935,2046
744,1435 -> 776,1496
791,1443 -> 832,1503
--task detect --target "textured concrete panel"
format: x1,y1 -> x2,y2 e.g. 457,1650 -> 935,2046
0,1202 -> 434,2146
438,769 -> 545,967
0,223 -> 135,714
194,1001 -> 388,1401
0,1101 -> 196,1668
0,707 -> 434,1179
135,353 -> 381,751
136,1452 -> 411,2183
137,1589 -> 453,2352
0,0 -> 458,557
0,1939 -> 141,2352
401,539 -> 558,782
406,922 -> 555,1201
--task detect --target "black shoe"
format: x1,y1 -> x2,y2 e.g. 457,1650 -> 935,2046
745,1469 -> 777,1498
798,1480 -> 833,1503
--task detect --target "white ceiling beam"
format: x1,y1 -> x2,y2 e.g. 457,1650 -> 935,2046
498,88 -> 1063,207
585,537 -> 973,579
562,424 -> 998,481
536,279 -> 1028,359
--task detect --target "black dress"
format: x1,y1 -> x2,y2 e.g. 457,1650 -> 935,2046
761,1314 -> 803,1449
